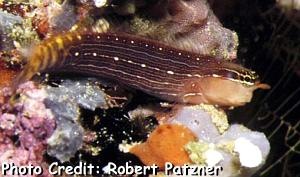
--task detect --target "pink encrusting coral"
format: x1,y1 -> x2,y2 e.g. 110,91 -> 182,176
0,82 -> 55,177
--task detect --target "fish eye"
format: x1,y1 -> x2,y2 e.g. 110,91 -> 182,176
244,75 -> 252,83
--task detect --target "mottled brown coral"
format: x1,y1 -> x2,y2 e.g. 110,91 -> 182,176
0,60 -> 17,88
0,2 -> 35,17
130,124 -> 196,168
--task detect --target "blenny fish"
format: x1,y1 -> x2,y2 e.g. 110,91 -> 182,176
13,30 -> 269,106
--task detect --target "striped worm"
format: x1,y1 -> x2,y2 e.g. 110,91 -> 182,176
13,31 -> 269,106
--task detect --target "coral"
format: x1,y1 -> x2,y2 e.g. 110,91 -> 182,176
130,124 -> 196,168
0,81 -> 55,177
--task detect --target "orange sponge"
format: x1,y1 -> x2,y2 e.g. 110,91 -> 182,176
130,124 -> 196,169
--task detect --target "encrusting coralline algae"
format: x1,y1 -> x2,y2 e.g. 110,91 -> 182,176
0,82 -> 55,177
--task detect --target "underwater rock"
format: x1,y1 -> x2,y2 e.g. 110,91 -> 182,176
0,3 -> 39,50
3,16 -> 39,50
75,0 -> 237,60
47,0 -> 78,34
128,0 -> 238,60
31,0 -> 79,37
0,10 -> 22,50
0,10 -> 22,27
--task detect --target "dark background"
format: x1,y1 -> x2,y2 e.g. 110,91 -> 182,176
210,0 -> 300,176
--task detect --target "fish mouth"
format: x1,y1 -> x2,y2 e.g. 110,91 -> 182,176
255,82 -> 271,90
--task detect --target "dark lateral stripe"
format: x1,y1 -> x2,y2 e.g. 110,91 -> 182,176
17,31 -> 258,103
